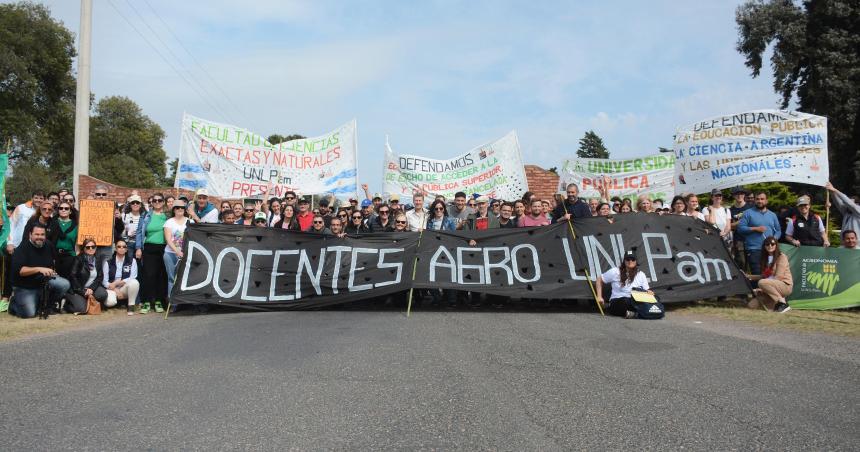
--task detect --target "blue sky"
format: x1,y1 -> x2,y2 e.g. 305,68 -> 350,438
35,0 -> 780,193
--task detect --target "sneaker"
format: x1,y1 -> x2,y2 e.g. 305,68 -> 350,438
139,303 -> 149,314
774,302 -> 791,313
0,299 -> 8,313
154,300 -> 164,313
625,310 -> 638,319
127,309 -> 134,316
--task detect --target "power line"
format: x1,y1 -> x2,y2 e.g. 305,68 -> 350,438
122,0 -> 242,122
140,0 -> 246,119
105,0 -> 236,124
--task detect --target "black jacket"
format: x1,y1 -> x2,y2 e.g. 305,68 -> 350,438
69,254 -> 104,295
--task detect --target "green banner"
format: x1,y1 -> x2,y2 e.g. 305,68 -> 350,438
0,153 -> 8,249
781,244 -> 860,310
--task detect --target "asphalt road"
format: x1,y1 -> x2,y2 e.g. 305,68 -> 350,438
1,310 -> 857,450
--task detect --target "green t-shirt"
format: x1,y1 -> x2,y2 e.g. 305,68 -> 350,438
56,219 -> 77,255
145,213 -> 167,245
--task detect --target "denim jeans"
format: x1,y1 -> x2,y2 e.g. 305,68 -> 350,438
10,276 -> 71,318
163,252 -> 179,299
746,250 -> 762,276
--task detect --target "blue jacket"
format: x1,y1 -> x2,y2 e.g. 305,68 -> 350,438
426,216 -> 456,231
737,207 -> 781,251
135,211 -> 166,250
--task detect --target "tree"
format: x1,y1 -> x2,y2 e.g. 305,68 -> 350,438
267,133 -> 305,145
160,157 -> 179,187
89,96 -> 168,188
736,0 -> 860,194
0,2 -> 76,161
576,130 -> 610,159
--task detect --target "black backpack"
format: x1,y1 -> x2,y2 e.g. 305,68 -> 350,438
630,288 -> 665,319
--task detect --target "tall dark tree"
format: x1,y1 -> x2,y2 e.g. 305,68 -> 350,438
576,130 -> 610,159
89,96 -> 168,188
736,0 -> 860,193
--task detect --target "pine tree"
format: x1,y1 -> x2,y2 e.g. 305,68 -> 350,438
576,131 -> 610,159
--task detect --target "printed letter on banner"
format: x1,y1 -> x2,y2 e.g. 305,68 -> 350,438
673,109 -> 828,194
383,131 -> 528,200
175,114 -> 358,199
557,154 -> 675,202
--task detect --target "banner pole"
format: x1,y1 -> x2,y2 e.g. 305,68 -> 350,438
406,228 -> 425,318
561,202 -> 604,316
825,190 -> 831,242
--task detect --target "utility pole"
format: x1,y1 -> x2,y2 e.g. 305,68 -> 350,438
72,0 -> 92,200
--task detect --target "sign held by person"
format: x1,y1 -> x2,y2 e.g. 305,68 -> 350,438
558,154 -> 675,202
176,114 -> 358,199
77,199 -> 115,246
673,110 -> 828,194
383,131 -> 529,200
781,245 -> 860,310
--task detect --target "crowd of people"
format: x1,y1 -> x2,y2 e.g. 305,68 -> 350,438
1,180 -> 857,319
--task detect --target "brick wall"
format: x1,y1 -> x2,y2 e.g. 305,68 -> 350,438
524,165 -> 560,204
78,175 -> 226,206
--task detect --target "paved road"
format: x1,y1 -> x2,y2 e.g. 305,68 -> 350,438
2,310 -> 857,450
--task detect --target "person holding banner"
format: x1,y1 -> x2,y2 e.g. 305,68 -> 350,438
746,237 -> 793,313
346,210 -> 370,234
296,198 -> 314,231
447,192 -> 474,229
465,196 -> 500,230
825,182 -> 860,237
370,204 -> 395,232
497,203 -> 517,228
785,195 -> 829,247
737,192 -> 781,275
670,196 -> 688,216
427,200 -> 456,231
164,200 -> 192,302
518,199 -> 551,227
635,195 -> 654,214
552,183 -> 591,222
273,205 -> 301,231
684,194 -> 705,220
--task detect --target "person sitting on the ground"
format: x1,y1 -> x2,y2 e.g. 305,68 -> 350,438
841,230 -> 857,249
67,238 -> 108,312
595,250 -> 653,318
825,182 -> 859,236
785,195 -> 829,247
518,199 -> 551,227
746,236 -> 792,313
9,224 -> 71,318
102,238 -> 140,316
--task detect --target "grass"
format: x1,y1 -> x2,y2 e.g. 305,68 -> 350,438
669,298 -> 860,337
0,308 -> 146,342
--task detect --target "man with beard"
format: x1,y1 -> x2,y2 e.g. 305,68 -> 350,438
447,191 -> 474,229
737,191 -> 781,275
552,183 -> 591,222
9,224 -> 70,318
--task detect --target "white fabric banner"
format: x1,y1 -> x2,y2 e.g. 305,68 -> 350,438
673,110 -> 828,194
176,114 -> 358,199
383,131 -> 528,200
557,154 -> 675,202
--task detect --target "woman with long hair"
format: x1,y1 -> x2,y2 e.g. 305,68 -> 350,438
135,192 -> 168,313
102,238 -> 140,315
66,238 -> 108,313
746,236 -> 793,313
426,199 -> 456,231
273,204 -> 301,231
50,201 -> 78,279
595,251 -> 653,318
670,195 -> 688,215
267,198 -> 282,227
163,200 -> 192,302
346,211 -> 370,234
636,194 -> 654,213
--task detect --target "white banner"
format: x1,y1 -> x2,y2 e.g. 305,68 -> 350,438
557,154 -> 675,202
176,114 -> 358,199
673,110 -> 828,194
383,131 -> 528,200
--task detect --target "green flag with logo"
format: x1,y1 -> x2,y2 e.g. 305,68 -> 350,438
781,244 -> 860,310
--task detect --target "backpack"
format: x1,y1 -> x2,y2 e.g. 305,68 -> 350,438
630,289 -> 665,319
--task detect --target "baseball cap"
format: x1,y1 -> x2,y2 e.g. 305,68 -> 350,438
253,211 -> 267,221
127,195 -> 142,203
476,195 -> 489,203
361,199 -> 373,208
730,186 -> 748,195
623,250 -> 637,261
796,195 -> 811,206
195,188 -> 208,198
710,189 -> 723,196
389,194 -> 400,202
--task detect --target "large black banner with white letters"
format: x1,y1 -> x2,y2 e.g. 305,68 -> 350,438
172,213 -> 751,309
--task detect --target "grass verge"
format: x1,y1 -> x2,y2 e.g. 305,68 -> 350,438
669,298 -> 860,337
0,308 -> 142,342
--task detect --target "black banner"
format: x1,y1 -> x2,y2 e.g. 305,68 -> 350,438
173,213 -> 750,309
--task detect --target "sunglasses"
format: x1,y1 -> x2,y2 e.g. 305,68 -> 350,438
131,201 -> 141,205
64,198 -> 74,202
116,245 -> 127,249
285,196 -> 295,200
245,209 -> 255,212
254,219 -> 266,223
84,245 -> 97,249
352,216 -> 363,220
379,211 -> 389,215
174,206 -> 186,210
42,208 -> 53,212
395,220 -> 407,224
313,220 -> 324,224
58,207 -> 70,211
152,199 -> 164,203
95,193 -> 107,197
434,207 -> 445,211
338,213 -> 348,217
765,242 -> 778,247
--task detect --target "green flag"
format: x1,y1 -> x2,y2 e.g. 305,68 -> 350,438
781,244 -> 860,310
0,153 -> 8,249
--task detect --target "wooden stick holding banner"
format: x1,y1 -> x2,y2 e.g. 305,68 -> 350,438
561,203 -> 604,316
825,191 -> 830,240
405,228 -> 425,317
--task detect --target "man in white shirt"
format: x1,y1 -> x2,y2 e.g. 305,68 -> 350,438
6,190 -> 44,254
406,193 -> 428,232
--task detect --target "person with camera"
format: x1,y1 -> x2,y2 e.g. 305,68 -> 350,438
9,224 -> 71,318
